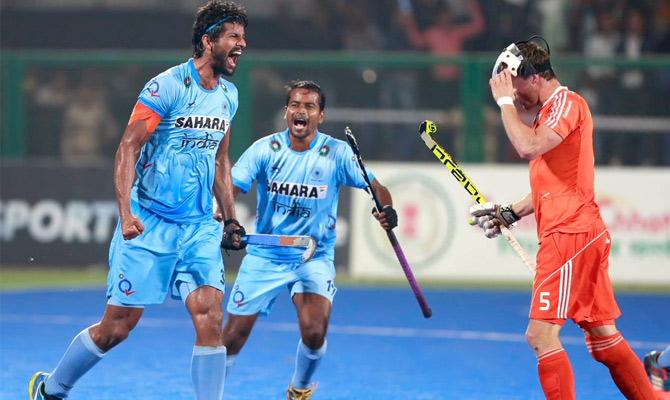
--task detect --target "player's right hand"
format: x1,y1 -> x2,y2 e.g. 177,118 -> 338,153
121,215 -> 144,240
469,202 -> 520,239
471,214 -> 502,239
372,205 -> 398,231
221,219 -> 247,250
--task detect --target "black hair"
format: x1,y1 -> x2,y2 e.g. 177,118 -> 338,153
285,80 -> 326,111
192,1 -> 248,58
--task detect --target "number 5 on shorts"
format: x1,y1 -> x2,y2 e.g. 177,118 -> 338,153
539,291 -> 551,311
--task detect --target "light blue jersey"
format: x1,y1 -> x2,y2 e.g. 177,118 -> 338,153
106,59 -> 236,306
135,58 -> 239,223
232,129 -> 374,262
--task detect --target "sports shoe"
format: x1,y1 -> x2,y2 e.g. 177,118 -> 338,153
644,351 -> 670,391
286,383 -> 317,399
28,372 -> 62,400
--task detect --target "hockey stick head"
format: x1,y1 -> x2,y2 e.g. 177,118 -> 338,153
301,236 -> 317,263
419,120 -> 438,136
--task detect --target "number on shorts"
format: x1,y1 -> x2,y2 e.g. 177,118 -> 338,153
326,280 -> 336,295
539,291 -> 551,311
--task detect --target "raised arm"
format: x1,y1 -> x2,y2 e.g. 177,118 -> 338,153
490,70 -> 563,160
453,0 -> 485,39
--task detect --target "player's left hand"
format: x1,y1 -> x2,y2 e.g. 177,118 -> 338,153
489,68 -> 515,102
221,219 -> 247,250
372,205 -> 398,231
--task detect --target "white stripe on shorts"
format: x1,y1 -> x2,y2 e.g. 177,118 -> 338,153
557,260 -> 573,319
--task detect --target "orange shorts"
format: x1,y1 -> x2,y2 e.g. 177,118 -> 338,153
529,227 -> 621,326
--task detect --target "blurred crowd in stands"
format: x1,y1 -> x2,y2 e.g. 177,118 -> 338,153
5,0 -> 669,165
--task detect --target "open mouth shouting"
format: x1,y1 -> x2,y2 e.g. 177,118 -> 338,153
293,116 -> 307,129
227,48 -> 243,70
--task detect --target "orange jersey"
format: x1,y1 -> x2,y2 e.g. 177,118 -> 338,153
530,86 -> 604,239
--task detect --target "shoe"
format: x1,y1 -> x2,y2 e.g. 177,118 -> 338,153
286,383 -> 317,399
28,372 -> 61,400
644,351 -> 670,391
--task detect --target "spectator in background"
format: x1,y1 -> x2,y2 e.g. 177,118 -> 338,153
402,0 -> 484,83
583,10 -> 621,164
568,0 -> 626,53
536,0 -> 569,52
584,11 -> 620,82
487,0 -> 533,51
616,8 -> 657,165
28,71 -> 72,157
61,76 -> 119,164
338,2 -> 386,50
377,0 -> 422,161
381,0 -> 419,111
400,0 -> 485,154
618,8 -> 653,94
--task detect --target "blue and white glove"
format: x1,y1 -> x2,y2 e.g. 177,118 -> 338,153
469,202 -> 520,239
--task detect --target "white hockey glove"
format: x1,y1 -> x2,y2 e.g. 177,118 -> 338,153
469,202 -> 520,239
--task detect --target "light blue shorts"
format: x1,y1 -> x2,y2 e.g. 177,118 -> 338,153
226,254 -> 337,316
106,200 -> 224,306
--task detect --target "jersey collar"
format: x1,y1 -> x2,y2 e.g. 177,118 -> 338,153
282,128 -> 322,150
188,58 -> 219,93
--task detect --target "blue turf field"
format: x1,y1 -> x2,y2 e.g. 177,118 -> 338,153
1,286 -> 667,399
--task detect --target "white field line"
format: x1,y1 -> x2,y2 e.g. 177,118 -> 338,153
1,313 -> 667,350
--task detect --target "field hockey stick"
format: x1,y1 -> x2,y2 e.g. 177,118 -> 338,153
345,127 -> 433,318
419,120 -> 536,275
243,234 -> 317,263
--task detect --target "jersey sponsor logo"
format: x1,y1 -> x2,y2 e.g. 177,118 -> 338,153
180,132 -> 220,150
148,81 -> 160,97
267,181 -> 327,199
174,115 -> 230,132
272,199 -> 311,218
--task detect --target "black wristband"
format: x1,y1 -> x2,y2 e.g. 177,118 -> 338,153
499,204 -> 520,226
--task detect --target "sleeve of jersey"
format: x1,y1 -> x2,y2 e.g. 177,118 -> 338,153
540,91 -> 580,139
136,73 -> 179,119
338,144 -> 375,189
127,102 -> 162,133
232,141 -> 266,193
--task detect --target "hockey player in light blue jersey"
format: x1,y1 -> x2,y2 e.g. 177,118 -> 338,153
221,81 -> 398,399
29,2 -> 248,400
